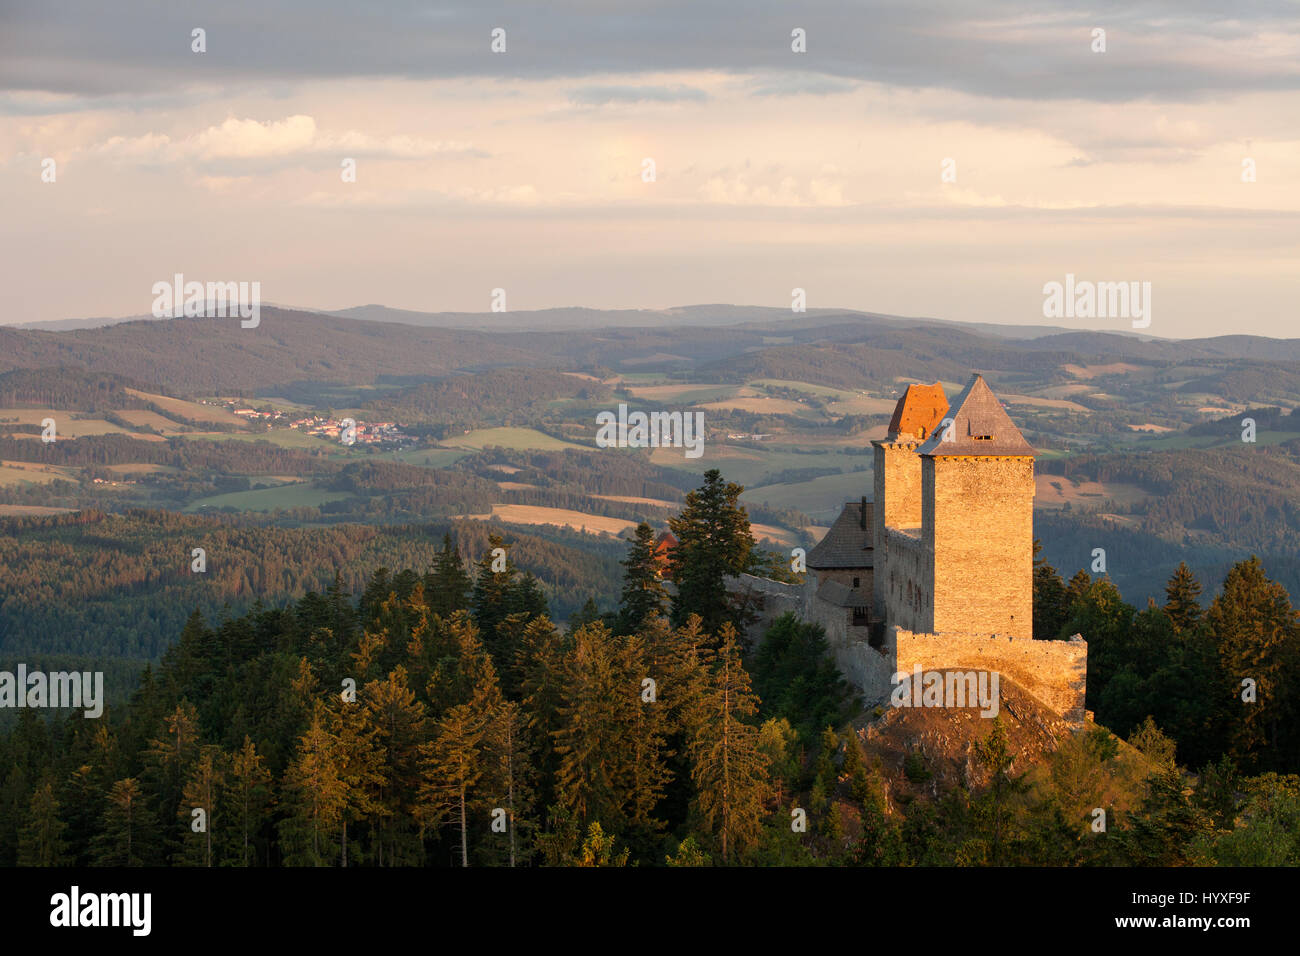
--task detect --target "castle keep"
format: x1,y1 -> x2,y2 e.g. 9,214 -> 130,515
784,374 -> 1087,721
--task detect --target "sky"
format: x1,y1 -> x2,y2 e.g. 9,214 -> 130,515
1,0 -> 1298,338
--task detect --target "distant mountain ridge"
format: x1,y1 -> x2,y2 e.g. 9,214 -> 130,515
3,304 -> 1299,398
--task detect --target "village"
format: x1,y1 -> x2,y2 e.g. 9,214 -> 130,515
204,399 -> 418,447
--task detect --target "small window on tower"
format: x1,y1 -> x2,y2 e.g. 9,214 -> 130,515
973,434 -> 994,441
853,577 -> 860,588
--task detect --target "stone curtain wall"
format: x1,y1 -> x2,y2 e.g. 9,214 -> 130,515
807,579 -> 1087,721
881,526 -> 931,635
895,628 -> 1087,722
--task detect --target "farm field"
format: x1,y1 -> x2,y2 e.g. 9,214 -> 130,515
125,389 -> 246,425
183,483 -> 353,513
1035,475 -> 1150,510
445,427 -> 587,452
464,504 -> 639,536
0,461 -> 81,486
0,409 -> 130,438
744,470 -> 872,521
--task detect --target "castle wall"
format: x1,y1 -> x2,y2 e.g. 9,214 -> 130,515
727,573 -> 803,645
812,568 -> 872,596
872,441 -> 924,618
924,455 -> 1034,640
880,526 -> 932,635
894,628 -> 1087,722
805,588 -> 897,704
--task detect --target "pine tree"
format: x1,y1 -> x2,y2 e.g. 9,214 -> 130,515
278,705 -> 348,866
482,699 -> 535,867
361,667 -> 428,866
688,625 -> 770,863
552,622 -> 636,834
471,533 -> 517,653
1164,562 -> 1205,635
1207,556 -> 1298,769
576,822 -> 629,867
329,696 -> 386,867
617,523 -> 668,634
223,736 -> 273,866
417,702 -> 488,867
17,782 -> 67,866
425,534 -> 472,618
971,716 -> 1031,864
1032,539 -> 1069,640
177,745 -> 224,867
94,778 -> 158,866
142,700 -> 201,850
668,470 -> 756,636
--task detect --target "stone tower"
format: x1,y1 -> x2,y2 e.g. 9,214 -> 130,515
914,374 -> 1036,639
870,383 -> 947,622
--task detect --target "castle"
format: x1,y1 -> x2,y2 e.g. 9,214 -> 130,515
742,374 -> 1088,722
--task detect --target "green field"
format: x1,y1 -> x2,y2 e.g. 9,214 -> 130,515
184,429 -> 338,450
744,470 -> 872,520
183,483 -> 353,513
749,379 -> 861,400
445,427 -> 587,451
376,446 -> 474,468
652,443 -> 870,489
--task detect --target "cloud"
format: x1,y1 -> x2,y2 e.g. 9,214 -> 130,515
89,115 -> 484,164
568,84 -> 708,106
698,172 -> 851,207
4,1 -> 1299,103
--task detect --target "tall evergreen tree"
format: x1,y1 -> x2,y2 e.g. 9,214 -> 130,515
1206,556 -> 1299,769
688,625 -> 770,863
17,782 -> 67,867
278,705 -> 348,866
177,745 -> 224,867
223,736 -> 273,867
417,702 -> 488,867
1163,562 -> 1205,635
362,667 -> 428,866
425,534 -> 473,618
1032,539 -> 1069,640
668,469 -> 756,636
617,523 -> 668,634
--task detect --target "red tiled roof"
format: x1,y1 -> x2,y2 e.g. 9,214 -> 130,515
887,382 -> 949,440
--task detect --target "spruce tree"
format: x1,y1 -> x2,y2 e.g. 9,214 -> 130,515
278,705 -> 348,866
17,782 -> 67,867
177,745 -> 224,867
1163,562 -> 1205,635
425,534 -> 472,618
361,667 -> 428,866
688,625 -> 770,863
668,469 -> 756,636
1032,539 -> 1069,640
417,702 -> 488,867
617,523 -> 668,634
1206,556 -> 1298,768
223,736 -> 272,867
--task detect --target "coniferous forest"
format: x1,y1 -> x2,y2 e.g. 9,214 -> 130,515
2,470 -> 1297,868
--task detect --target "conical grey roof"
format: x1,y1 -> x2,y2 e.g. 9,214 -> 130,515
916,374 -> 1035,457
